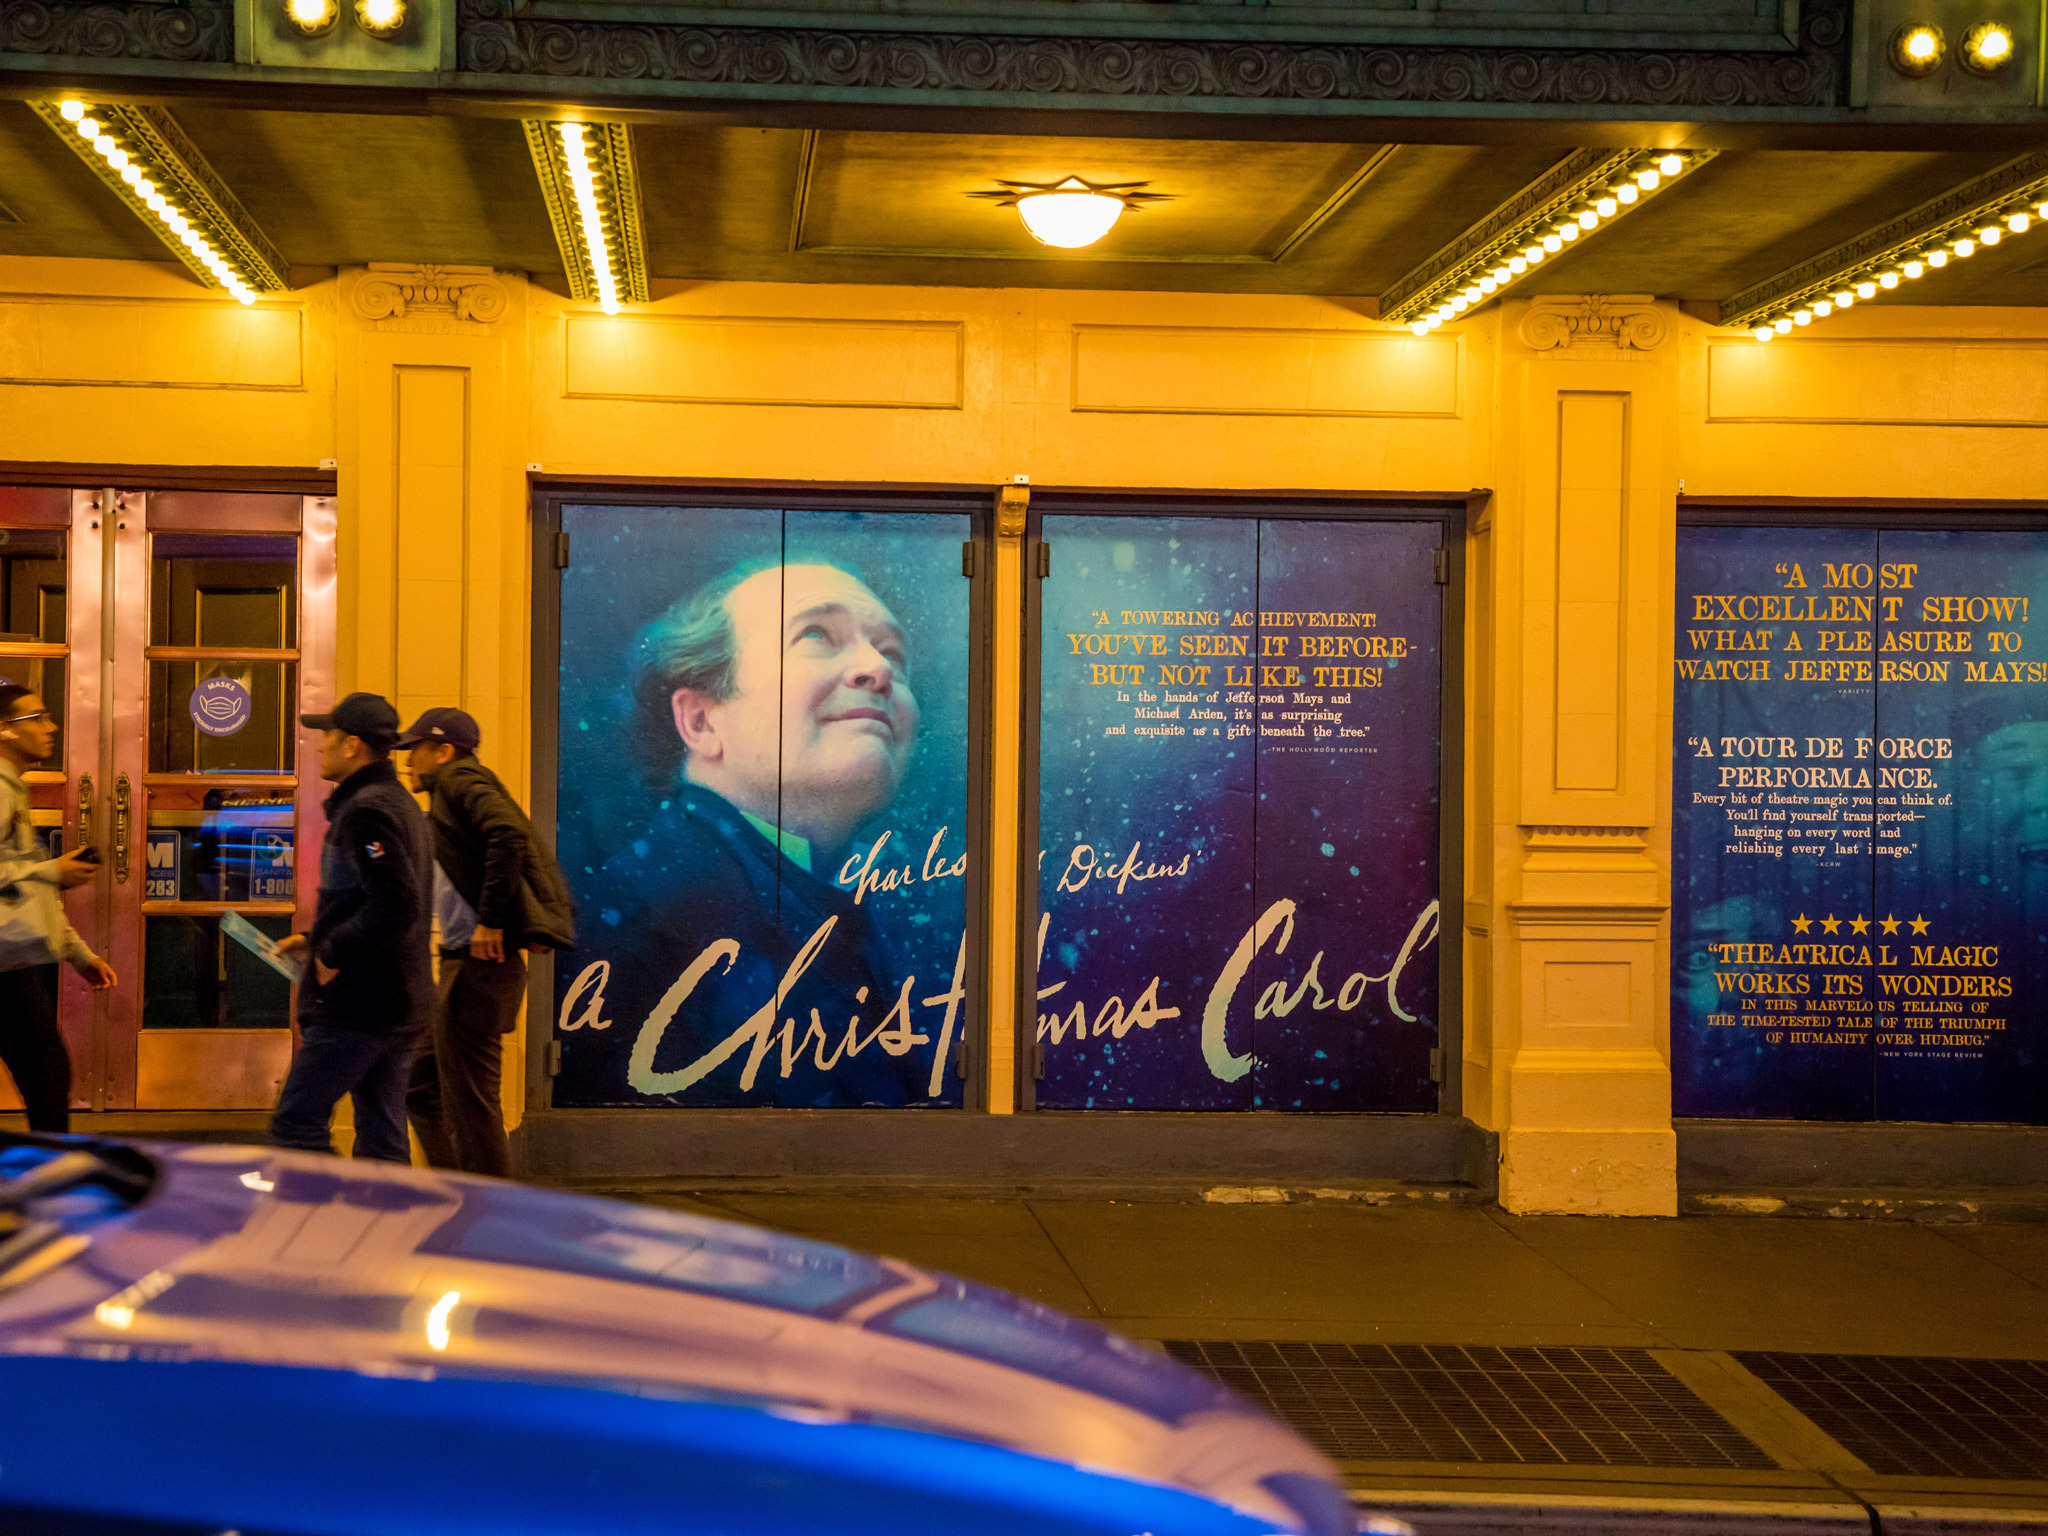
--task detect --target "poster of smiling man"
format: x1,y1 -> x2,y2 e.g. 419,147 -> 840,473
552,505 -> 973,1108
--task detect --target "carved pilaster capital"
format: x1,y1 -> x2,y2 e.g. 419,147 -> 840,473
350,264 -> 509,330
1519,295 -> 1668,353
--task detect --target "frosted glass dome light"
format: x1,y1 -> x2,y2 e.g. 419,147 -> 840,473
1016,180 -> 1127,249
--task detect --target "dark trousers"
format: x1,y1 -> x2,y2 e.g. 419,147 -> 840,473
407,952 -> 524,1178
270,1022 -> 417,1163
0,965 -> 70,1134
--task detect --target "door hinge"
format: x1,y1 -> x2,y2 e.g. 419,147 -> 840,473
546,1040 -> 562,1077
1032,1041 -> 1046,1079
961,541 -> 975,579
553,531 -> 571,570
1433,547 -> 1449,585
953,1039 -> 970,1080
1036,542 -> 1050,579
1429,1046 -> 1445,1084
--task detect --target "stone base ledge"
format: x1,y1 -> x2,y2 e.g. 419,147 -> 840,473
1679,1118 -> 2048,1192
1499,1126 -> 1678,1216
512,1107 -> 1498,1196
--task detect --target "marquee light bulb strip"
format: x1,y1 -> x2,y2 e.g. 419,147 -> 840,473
1722,152 -> 2048,339
1381,147 -> 1717,332
522,119 -> 649,314
33,99 -> 287,304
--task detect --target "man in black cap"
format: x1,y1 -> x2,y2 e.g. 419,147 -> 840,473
398,706 -> 574,1176
270,692 -> 433,1163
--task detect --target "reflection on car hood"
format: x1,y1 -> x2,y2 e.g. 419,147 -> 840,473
0,1143 -> 1344,1536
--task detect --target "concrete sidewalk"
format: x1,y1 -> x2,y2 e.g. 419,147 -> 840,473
619,1187 -> 2048,1530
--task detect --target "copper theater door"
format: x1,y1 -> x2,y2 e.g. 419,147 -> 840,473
0,486 -> 335,1117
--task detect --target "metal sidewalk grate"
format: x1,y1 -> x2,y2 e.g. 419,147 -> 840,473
1163,1341 -> 1777,1468
1737,1352 -> 2048,1479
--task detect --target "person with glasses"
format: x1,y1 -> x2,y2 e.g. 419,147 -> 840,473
0,682 -> 116,1133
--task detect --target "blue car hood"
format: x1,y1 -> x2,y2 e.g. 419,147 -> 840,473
0,1142 -> 1345,1535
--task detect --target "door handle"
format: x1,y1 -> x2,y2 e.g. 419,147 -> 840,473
113,773 -> 131,884
77,774 -> 93,852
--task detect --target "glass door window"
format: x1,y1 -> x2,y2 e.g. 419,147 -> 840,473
0,499 -> 84,1119
0,526 -> 70,776
130,512 -> 325,1110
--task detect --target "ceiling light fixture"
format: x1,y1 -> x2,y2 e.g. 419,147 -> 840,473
36,99 -> 285,303
283,0 -> 339,36
1380,147 -> 1716,329
1890,22 -> 1947,76
558,124 -> 619,313
353,0 -> 405,37
522,119 -> 650,314
968,176 -> 1172,250
1961,20 -> 2015,74
1724,150 -> 2048,339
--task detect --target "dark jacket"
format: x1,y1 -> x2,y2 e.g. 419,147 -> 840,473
420,756 -> 575,951
301,759 -> 433,1035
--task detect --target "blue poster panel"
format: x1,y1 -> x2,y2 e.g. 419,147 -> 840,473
1673,524 -> 2048,1125
1872,531 -> 2048,1124
1251,521 -> 1441,1111
1036,514 -> 1442,1111
1035,516 -> 1258,1110
552,504 -> 973,1107
1672,528 -> 1878,1120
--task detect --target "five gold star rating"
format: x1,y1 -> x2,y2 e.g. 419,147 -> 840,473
1792,913 -> 1927,936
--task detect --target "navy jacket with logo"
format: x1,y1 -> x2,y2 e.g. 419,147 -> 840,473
301,758 -> 433,1035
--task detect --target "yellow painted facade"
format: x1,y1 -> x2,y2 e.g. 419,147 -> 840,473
8,255 -> 2047,1212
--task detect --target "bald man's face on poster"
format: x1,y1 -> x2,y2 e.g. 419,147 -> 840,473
671,563 -> 921,860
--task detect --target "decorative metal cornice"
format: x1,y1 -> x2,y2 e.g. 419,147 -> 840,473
0,0 -> 230,60
29,100 -> 287,293
522,119 -> 650,306
1379,149 -> 1716,324
1719,153 -> 2048,329
456,0 -> 1847,112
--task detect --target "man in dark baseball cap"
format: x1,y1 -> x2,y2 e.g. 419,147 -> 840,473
298,691 -> 403,749
399,705 -> 574,1176
270,691 -> 432,1163
395,705 -> 480,755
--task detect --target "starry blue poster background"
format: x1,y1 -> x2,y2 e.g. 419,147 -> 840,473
1035,514 -> 1442,1112
1873,531 -> 2048,1125
1672,525 -> 2048,1125
1672,527 -> 1877,1120
551,504 -> 972,1108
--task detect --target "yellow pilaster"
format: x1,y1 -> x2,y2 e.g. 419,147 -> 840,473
1470,296 -> 1679,1216
984,485 -> 1029,1112
335,264 -> 533,1132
